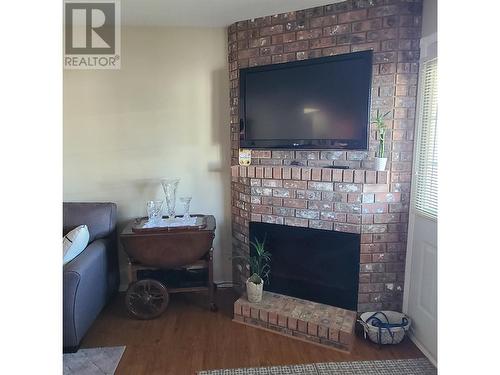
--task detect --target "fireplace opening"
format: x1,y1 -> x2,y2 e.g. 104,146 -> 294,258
250,222 -> 360,310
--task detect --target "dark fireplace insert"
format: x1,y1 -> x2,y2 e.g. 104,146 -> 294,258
250,222 -> 360,310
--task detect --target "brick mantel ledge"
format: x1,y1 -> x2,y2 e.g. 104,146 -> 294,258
231,165 -> 390,185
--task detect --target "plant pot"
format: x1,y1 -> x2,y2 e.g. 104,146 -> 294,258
374,157 -> 388,171
246,277 -> 263,303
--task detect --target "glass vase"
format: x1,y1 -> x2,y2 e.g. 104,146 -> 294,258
179,196 -> 192,221
146,200 -> 163,225
161,178 -> 180,219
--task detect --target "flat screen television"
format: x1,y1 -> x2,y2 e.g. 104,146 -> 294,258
239,50 -> 373,150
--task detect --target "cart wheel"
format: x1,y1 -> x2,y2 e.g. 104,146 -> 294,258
125,279 -> 169,319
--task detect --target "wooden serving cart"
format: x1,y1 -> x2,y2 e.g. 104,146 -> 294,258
120,215 -> 217,319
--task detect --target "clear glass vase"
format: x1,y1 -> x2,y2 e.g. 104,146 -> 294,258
146,200 -> 163,225
179,196 -> 192,221
161,178 -> 180,219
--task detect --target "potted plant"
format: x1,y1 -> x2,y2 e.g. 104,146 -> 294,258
245,236 -> 271,303
372,110 -> 391,171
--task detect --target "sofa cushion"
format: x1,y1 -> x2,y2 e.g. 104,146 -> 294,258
63,225 -> 90,265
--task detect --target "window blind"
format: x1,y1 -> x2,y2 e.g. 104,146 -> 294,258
414,58 -> 438,219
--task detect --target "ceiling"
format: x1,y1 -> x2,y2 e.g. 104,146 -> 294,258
122,0 -> 343,27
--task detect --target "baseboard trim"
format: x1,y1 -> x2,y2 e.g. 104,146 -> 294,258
407,331 -> 437,367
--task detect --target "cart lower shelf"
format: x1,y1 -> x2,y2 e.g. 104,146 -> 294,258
125,249 -> 217,319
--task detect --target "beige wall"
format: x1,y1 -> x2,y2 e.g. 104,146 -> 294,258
63,26 -> 231,286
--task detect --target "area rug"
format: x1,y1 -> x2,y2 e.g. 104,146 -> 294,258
198,358 -> 436,375
63,346 -> 126,375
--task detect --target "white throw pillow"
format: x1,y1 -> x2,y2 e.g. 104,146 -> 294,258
63,225 -> 90,265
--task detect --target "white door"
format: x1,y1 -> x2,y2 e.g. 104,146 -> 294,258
405,212 -> 437,363
403,33 -> 438,365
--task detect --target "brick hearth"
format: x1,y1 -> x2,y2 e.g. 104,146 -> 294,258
234,291 -> 357,352
229,0 -> 421,313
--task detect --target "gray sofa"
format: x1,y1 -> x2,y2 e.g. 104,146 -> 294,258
63,202 -> 120,352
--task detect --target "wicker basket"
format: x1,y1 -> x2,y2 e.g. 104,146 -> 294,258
358,311 -> 411,345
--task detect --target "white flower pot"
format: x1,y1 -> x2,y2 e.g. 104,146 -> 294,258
374,157 -> 388,171
246,278 -> 263,303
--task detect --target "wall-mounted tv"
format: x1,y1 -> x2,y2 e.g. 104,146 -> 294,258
239,50 -> 373,150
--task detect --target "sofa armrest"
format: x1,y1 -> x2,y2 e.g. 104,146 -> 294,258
63,239 -> 109,348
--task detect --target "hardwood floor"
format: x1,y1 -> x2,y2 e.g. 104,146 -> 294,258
81,289 -> 424,375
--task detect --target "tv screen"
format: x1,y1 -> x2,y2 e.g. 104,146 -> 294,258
239,51 -> 372,150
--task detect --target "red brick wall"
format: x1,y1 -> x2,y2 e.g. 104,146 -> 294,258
228,0 -> 422,312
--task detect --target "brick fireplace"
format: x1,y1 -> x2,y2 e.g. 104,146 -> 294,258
229,0 -> 422,313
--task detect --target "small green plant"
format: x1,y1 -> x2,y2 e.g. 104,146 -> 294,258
233,235 -> 271,285
372,110 -> 391,158
247,236 -> 271,284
